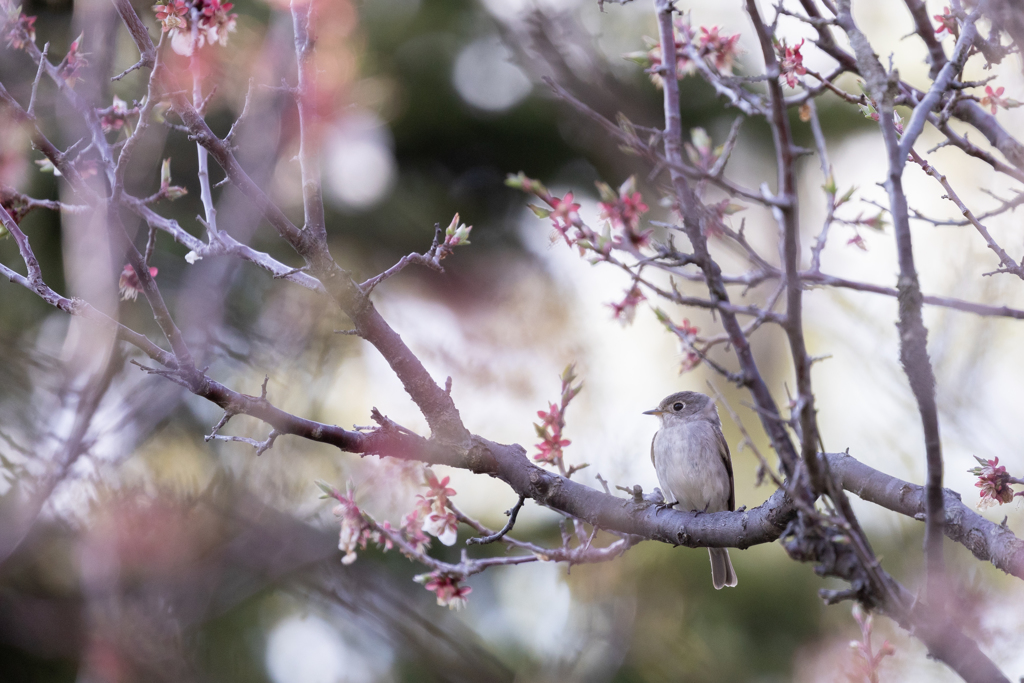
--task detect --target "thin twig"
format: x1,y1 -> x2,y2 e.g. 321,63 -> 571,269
224,77 -> 256,146
466,495 -> 526,545
909,149 -> 1024,279
27,43 -> 48,117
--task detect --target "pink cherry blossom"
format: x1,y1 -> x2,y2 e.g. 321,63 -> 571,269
417,572 -> 472,610
118,264 -> 158,301
778,39 -> 806,88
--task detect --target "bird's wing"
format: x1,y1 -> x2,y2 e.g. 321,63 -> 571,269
718,428 -> 735,512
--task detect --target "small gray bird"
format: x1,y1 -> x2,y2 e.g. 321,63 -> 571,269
644,391 -> 738,589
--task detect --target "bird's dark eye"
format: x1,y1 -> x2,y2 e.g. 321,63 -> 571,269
673,402 -> 684,411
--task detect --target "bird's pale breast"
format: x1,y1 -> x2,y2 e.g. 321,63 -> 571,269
652,420 -> 730,512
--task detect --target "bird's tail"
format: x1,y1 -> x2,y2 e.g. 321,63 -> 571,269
709,548 -> 737,589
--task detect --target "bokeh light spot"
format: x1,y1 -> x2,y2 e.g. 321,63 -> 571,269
265,614 -> 373,683
324,112 -> 397,210
452,36 -> 532,112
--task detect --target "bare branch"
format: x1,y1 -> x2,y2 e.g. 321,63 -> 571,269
210,429 -> 280,456
192,54 -> 219,239
109,0 -> 157,79
223,77 -> 255,146
26,42 -> 48,117
909,150 -> 1024,279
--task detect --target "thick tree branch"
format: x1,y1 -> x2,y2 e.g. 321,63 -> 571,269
829,453 -> 1024,580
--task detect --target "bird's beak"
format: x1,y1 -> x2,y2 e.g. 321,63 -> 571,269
642,408 -> 662,416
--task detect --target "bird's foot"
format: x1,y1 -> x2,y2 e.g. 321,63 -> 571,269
654,500 -> 679,515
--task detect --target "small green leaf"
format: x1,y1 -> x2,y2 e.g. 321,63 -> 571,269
160,158 -> 172,187
823,170 -> 837,196
528,204 -> 552,219
595,181 -> 617,204
315,479 -> 336,499
838,185 -> 857,206
622,50 -> 651,67
617,175 -> 638,197
560,362 -> 577,384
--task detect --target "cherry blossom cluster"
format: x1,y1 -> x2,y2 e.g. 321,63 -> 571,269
596,175 -> 650,251
533,364 -> 582,471
821,170 -> 881,251
697,26 -> 742,73
317,481 -> 410,565
3,21 -> 87,86
624,19 -> 741,88
0,189 -> 28,230
317,472 -> 467,567
1,3 -> 34,51
315,471 -> 468,561
547,191 -> 586,246
58,33 -> 88,87
415,469 -> 460,546
506,173 -> 586,250
443,213 -> 472,247
507,172 -> 656,263
152,0 -> 237,57
414,571 -> 472,610
118,265 -> 159,301
859,21 -> 1016,119
609,284 -> 645,326
654,309 -> 700,373
399,508 -> 431,556
933,7 -> 959,39
99,96 -> 134,133
839,208 -> 886,251
333,489 -> 389,565
315,477 -> 480,608
968,456 -> 1023,509
775,38 -> 806,89
704,198 -> 745,238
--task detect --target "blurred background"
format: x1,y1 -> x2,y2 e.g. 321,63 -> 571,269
1,0 -> 1023,680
